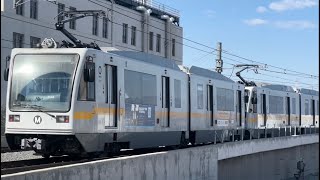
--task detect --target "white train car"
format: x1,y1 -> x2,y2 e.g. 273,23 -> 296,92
5,47 -> 189,156
245,84 -> 300,137
299,88 -> 319,128
185,66 -> 245,143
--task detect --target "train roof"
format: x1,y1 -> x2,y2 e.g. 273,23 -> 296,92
259,84 -> 295,93
300,88 -> 319,96
189,66 -> 234,83
106,50 -> 181,71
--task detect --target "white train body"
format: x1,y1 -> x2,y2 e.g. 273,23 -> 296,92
4,47 -> 319,156
245,85 -> 319,136
299,88 -> 319,128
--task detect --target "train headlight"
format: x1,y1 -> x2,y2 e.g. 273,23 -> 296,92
56,116 -> 69,123
9,115 -> 20,122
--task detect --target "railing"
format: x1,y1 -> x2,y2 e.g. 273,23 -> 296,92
133,0 -> 180,17
211,126 -> 319,144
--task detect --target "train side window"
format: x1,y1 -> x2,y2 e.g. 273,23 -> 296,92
174,79 -> 181,108
197,84 -> 203,109
124,70 -> 157,105
269,95 -> 284,114
252,91 -> 257,113
305,99 -> 309,115
78,62 -> 95,101
317,100 -> 319,115
292,98 -> 296,114
217,87 -> 234,111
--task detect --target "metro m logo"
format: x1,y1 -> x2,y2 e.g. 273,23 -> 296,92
33,116 -> 42,124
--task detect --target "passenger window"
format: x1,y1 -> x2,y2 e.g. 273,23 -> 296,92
197,84 -> 203,109
317,100 -> 319,115
269,95 -> 284,114
305,99 -> 309,115
217,87 -> 234,111
292,98 -> 296,114
78,62 -> 95,101
124,70 -> 157,105
174,79 -> 181,108
252,91 -> 257,113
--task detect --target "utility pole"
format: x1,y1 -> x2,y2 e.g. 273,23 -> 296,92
215,42 -> 223,73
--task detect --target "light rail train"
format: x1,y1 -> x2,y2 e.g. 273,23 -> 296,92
3,39 -> 318,157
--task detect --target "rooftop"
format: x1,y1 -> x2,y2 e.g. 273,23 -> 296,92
113,0 -> 180,24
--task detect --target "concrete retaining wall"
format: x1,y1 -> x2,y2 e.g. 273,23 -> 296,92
219,143 -> 319,180
1,146 -> 218,180
1,135 -> 318,180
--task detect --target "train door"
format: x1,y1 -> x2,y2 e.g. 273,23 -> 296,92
236,90 -> 242,126
161,76 -> 170,127
207,85 -> 213,126
286,97 -> 290,125
105,65 -> 117,128
261,94 -> 267,126
244,90 -> 249,119
299,95 -> 302,126
312,99 -> 315,125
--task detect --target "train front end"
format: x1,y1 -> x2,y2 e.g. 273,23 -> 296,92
4,47 -> 87,157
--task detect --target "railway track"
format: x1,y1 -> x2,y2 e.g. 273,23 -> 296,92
1,148 -> 29,153
1,146 -> 178,175
2,132 -> 318,176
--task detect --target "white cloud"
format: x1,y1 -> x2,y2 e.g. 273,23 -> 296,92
274,20 -> 317,29
269,0 -> 318,12
256,6 -> 268,13
204,10 -> 216,18
243,18 -> 269,26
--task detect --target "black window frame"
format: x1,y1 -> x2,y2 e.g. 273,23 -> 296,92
172,38 -> 176,56
92,15 -> 99,36
13,32 -> 24,48
30,0 -> 38,19
149,32 -> 154,51
57,3 -> 65,23
102,17 -> 108,38
69,6 -> 76,30
30,36 -> 41,48
15,0 -> 24,16
131,26 -> 136,46
156,34 -> 161,53
122,23 -> 128,43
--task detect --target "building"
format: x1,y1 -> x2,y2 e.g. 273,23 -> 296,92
0,0 -> 183,106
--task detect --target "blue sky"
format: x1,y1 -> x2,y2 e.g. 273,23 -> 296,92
157,0 -> 319,90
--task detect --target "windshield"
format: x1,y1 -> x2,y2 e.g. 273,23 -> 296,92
9,54 -> 79,112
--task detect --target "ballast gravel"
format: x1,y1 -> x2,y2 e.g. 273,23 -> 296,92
1,151 -> 42,162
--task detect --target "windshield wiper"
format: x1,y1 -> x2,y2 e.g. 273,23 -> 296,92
12,103 -> 56,118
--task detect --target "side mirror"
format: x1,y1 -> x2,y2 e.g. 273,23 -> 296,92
84,61 -> 95,82
4,68 -> 9,81
3,56 -> 10,81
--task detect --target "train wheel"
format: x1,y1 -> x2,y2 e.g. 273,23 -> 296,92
42,154 -> 50,159
179,132 -> 188,148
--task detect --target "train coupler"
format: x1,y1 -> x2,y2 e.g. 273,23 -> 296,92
21,138 -> 45,151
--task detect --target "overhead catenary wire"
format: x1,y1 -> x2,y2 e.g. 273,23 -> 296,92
8,0 -> 319,83
230,75 -> 318,90
49,0 -> 319,78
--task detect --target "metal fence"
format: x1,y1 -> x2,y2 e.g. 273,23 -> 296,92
133,0 -> 180,17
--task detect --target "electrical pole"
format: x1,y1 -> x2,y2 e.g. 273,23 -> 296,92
216,42 -> 223,73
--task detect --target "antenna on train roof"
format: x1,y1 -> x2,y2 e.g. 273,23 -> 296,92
55,10 -> 106,50
235,64 -> 260,86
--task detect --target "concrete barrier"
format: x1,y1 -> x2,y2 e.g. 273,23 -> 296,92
1,134 -> 318,180
217,134 -> 319,160
1,145 -> 218,180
